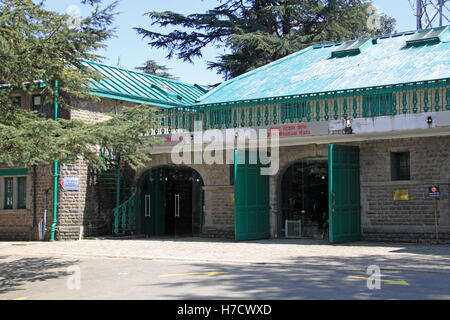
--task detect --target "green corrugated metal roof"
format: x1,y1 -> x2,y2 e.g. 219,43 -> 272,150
84,61 -> 207,108
197,27 -> 450,107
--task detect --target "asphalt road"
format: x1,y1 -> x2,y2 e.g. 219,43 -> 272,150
1,254 -> 449,300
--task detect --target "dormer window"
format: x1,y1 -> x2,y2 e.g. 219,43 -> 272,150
406,26 -> 450,47
331,38 -> 373,58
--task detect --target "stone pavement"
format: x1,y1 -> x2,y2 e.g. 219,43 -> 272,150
1,238 -> 450,273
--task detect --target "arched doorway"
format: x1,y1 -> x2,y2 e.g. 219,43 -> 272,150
139,166 -> 204,237
280,159 -> 328,239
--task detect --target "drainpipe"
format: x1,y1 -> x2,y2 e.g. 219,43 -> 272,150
32,165 -> 37,228
115,153 -> 121,209
50,80 -> 59,242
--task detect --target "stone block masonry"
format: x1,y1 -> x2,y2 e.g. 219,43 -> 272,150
359,136 -> 450,242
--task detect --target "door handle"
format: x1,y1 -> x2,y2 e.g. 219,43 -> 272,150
175,194 -> 180,218
178,195 -> 180,218
145,195 -> 151,217
174,195 -> 177,218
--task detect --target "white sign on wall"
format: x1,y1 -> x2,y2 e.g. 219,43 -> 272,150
62,178 -> 80,191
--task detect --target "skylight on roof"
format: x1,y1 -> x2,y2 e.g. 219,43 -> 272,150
331,38 -> 373,58
160,86 -> 177,96
151,84 -> 182,100
406,26 -> 450,47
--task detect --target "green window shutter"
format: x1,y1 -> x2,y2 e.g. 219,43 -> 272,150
17,177 -> 27,209
4,178 -> 13,210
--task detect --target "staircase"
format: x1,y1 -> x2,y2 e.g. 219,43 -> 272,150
98,149 -> 136,236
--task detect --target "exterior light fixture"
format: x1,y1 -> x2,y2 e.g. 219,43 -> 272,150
344,119 -> 353,135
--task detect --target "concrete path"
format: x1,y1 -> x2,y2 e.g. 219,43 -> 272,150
1,238 -> 450,273
1,255 -> 450,300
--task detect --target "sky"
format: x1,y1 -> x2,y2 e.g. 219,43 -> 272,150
40,0 -> 419,85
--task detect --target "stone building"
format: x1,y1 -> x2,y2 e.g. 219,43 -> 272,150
0,62 -> 207,241
1,26 -> 450,243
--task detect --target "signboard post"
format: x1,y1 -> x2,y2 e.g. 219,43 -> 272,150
428,186 -> 441,243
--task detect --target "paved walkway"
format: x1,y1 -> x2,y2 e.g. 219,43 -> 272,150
1,238 -> 450,273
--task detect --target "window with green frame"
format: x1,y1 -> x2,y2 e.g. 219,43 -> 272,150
4,178 -> 14,210
391,152 -> 411,181
17,177 -> 27,209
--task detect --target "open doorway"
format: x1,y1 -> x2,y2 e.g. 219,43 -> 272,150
280,159 -> 328,239
139,166 -> 204,237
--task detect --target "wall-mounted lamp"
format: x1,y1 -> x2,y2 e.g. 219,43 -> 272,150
344,119 -> 353,135
427,116 -> 433,127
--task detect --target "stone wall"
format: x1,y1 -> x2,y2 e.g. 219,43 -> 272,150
359,136 -> 450,242
0,165 -> 53,241
54,98 -> 126,240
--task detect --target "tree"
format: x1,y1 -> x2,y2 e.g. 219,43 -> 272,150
136,59 -> 177,80
136,0 -> 396,80
0,0 -> 161,169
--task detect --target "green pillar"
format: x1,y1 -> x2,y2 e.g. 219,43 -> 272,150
50,80 -> 59,242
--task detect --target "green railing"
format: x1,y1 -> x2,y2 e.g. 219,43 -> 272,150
113,193 -> 136,236
152,84 -> 450,134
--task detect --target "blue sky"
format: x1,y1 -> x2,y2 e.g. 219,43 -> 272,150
41,0 -> 418,85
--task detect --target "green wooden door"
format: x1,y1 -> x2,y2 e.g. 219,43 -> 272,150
234,150 -> 270,241
142,168 -> 166,236
329,145 -> 361,243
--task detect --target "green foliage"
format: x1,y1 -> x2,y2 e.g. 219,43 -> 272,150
136,59 -> 177,80
0,0 -> 162,170
136,0 -> 396,80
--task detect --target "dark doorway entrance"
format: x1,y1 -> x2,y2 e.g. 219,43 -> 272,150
140,167 -> 204,237
280,159 -> 328,239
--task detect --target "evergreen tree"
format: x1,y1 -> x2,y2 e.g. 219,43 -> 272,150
0,0 -> 161,169
136,60 -> 177,80
136,0 -> 396,80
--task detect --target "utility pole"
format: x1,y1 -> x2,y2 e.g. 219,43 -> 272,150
410,0 -> 450,29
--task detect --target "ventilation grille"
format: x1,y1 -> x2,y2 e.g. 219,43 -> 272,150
285,220 -> 302,238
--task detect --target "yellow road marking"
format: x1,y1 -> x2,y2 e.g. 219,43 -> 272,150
160,272 -> 228,277
12,297 -> 28,301
347,276 -> 409,286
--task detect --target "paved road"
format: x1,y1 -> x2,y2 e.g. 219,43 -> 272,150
1,253 -> 450,300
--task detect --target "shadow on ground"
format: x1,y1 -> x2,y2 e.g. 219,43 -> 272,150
0,256 -> 79,295
146,256 -> 450,300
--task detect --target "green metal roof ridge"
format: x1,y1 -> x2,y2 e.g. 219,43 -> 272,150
310,30 -> 417,50
89,88 -> 186,109
197,45 -> 315,102
84,60 -> 207,108
195,77 -> 450,109
85,60 -> 197,88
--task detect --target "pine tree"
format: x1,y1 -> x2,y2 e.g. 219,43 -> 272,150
136,60 -> 177,80
0,0 -> 161,169
136,0 -> 396,80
